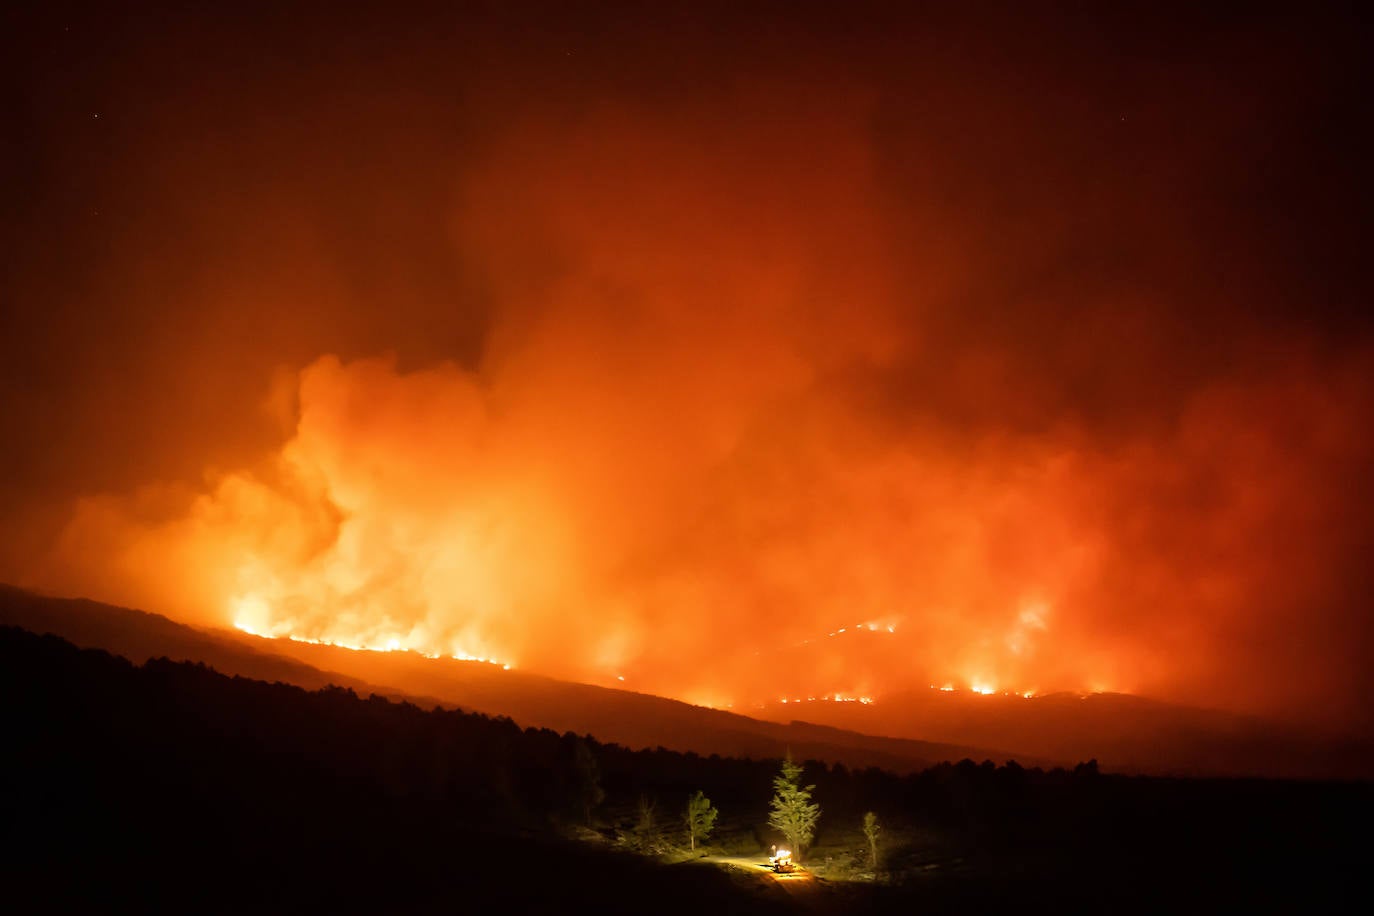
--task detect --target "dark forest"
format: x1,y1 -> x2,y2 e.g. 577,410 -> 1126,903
4,626 -> 1366,914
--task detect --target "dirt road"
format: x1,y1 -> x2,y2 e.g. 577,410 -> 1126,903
699,855 -> 824,906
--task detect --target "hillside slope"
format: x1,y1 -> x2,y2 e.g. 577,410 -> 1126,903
0,585 -> 1039,773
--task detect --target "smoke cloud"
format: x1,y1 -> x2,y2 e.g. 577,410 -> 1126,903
6,5 -> 1372,732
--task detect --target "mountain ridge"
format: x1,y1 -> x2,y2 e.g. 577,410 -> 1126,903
7,584 -> 1368,779
0,584 -> 1044,774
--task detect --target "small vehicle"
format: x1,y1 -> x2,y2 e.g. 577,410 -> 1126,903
769,848 -> 795,873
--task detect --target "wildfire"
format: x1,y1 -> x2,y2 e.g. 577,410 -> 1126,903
231,596 -> 513,669
821,618 -> 898,640
928,682 -> 1038,698
779,693 -> 874,705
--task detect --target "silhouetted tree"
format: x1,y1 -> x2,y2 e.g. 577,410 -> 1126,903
573,738 -> 605,825
618,794 -> 668,853
768,752 -> 820,859
637,794 -> 656,832
684,790 -> 718,852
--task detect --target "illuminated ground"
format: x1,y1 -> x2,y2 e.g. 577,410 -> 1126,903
697,854 -> 845,909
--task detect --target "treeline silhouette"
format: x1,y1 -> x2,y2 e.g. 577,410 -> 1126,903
0,628 -> 790,915
2,626 -> 1368,914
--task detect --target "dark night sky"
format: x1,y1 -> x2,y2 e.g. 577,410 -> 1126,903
3,2 -> 1372,731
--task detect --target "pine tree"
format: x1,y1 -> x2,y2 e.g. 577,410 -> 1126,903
862,811 -> 881,868
768,751 -> 820,859
684,790 -> 719,852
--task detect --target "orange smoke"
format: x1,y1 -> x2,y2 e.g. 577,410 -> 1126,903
27,99 -> 1374,734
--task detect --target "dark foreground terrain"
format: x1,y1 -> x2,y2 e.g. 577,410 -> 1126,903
2,626 -> 1369,914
